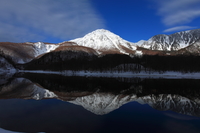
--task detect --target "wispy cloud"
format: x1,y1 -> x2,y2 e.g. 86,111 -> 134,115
163,26 -> 196,33
153,0 -> 200,32
0,0 -> 105,42
156,0 -> 200,26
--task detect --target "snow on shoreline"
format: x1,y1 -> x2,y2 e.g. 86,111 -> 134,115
18,70 -> 200,79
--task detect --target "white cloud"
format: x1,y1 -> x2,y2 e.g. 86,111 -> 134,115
0,22 -> 45,42
163,26 -> 196,33
0,0 -> 105,42
154,0 -> 200,26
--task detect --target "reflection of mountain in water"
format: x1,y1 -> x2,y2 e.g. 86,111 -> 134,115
69,93 -> 200,116
69,93 -> 137,115
0,77 -> 56,100
1,73 -> 200,116
139,94 -> 200,116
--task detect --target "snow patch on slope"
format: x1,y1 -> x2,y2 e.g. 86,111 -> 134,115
32,42 -> 59,57
135,51 -> 143,56
32,86 -> 57,100
136,40 -> 146,46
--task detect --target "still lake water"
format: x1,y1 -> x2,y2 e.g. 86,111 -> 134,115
0,72 -> 200,133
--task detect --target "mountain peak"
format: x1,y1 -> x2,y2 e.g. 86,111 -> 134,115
70,29 -> 137,54
90,29 -> 111,33
80,29 -> 121,40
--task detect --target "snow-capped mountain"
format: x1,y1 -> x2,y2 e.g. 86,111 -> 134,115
0,42 -> 59,64
137,29 -> 200,51
70,29 -> 142,55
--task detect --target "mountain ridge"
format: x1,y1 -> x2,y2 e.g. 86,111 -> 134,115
137,29 -> 200,51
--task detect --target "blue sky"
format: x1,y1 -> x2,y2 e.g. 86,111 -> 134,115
0,0 -> 199,43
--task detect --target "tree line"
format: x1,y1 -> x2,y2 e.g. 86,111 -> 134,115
19,50 -> 200,73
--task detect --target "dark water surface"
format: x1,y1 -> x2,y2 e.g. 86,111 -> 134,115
0,73 -> 200,133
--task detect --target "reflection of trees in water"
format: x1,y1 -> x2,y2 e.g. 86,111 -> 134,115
19,73 -> 200,99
